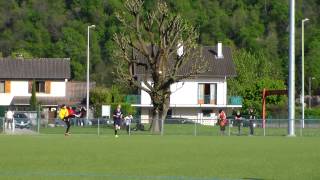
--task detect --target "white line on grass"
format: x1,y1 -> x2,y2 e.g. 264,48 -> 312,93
0,171 -> 241,180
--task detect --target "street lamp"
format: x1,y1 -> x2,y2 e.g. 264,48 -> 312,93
308,77 -> 315,109
301,18 -> 309,128
87,25 -> 95,121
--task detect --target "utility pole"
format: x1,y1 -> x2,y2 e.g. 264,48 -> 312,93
288,0 -> 295,136
86,25 -> 95,121
301,18 -> 309,128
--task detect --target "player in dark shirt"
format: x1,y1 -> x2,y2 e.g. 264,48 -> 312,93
113,104 -> 122,138
235,111 -> 242,135
248,108 -> 255,136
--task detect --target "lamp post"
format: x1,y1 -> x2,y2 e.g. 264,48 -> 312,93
87,25 -> 95,121
301,18 -> 309,128
288,0 -> 295,136
308,77 -> 315,109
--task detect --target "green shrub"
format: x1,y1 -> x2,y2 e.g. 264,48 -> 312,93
110,103 -> 136,117
304,108 -> 320,119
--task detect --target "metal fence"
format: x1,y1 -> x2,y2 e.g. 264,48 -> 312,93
1,111 -> 39,135
1,114 -> 320,137
0,117 -> 4,134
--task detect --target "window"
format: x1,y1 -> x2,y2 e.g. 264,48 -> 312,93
36,81 -> 45,93
166,109 -> 173,118
198,83 -> 217,104
0,81 -> 4,93
202,109 -> 213,117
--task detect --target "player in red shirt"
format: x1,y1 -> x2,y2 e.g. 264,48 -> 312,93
218,109 -> 227,135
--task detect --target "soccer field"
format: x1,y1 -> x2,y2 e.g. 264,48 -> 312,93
0,135 -> 319,180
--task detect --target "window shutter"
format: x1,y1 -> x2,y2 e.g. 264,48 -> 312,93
28,81 -> 32,94
198,84 -> 204,104
4,81 -> 11,93
210,84 -> 217,104
45,81 -> 51,94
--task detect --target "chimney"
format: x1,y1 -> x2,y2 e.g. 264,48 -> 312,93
217,42 -> 223,59
177,42 -> 183,57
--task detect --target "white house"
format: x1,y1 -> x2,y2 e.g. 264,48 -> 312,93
0,58 -> 71,108
131,43 -> 242,124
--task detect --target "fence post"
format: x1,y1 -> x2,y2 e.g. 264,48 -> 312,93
228,120 -> 231,136
161,118 -> 164,136
129,120 -> 131,136
300,118 -> 303,137
263,119 -> 266,136
97,118 -> 100,136
37,106 -> 40,134
2,117 -> 4,133
194,118 -> 197,136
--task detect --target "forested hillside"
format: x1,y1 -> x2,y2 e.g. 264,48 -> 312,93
0,0 -> 319,96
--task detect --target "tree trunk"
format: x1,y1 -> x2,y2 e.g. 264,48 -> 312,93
150,89 -> 170,133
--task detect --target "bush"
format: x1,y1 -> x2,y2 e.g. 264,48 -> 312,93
304,108 -> 320,119
110,103 -> 136,117
90,86 -> 136,118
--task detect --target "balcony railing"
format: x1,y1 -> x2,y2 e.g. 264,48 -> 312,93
203,95 -> 216,104
126,95 -> 242,106
125,95 -> 141,104
228,96 -> 242,105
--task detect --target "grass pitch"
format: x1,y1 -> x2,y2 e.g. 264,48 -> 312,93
0,134 -> 319,180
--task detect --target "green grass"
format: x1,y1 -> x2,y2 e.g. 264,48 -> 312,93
0,134 -> 319,180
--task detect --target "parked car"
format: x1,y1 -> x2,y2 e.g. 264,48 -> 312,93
14,113 -> 31,129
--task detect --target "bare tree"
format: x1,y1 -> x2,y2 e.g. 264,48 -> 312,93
113,0 -> 208,133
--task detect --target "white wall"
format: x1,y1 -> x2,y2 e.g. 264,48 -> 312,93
0,81 -> 29,105
0,81 -> 67,106
140,107 -> 218,126
141,83 -> 151,105
216,77 -> 227,106
140,77 -> 227,106
171,108 -> 199,119
11,81 -> 29,96
10,80 -> 66,97
140,108 -> 150,123
39,81 -> 66,97
170,81 -> 198,105
140,107 -> 199,121
0,94 -> 13,105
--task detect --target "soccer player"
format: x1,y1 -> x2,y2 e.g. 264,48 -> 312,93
66,106 -> 75,133
124,114 -> 133,134
218,109 -> 227,136
248,108 -> 255,136
235,110 -> 242,135
58,104 -> 70,136
113,104 -> 123,138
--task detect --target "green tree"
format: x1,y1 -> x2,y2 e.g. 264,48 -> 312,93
29,80 -> 37,111
0,0 -> 320,97
90,85 -> 135,117
11,49 -> 33,59
113,0 -> 207,132
90,87 -> 111,117
305,28 -> 320,94
228,49 -> 286,112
